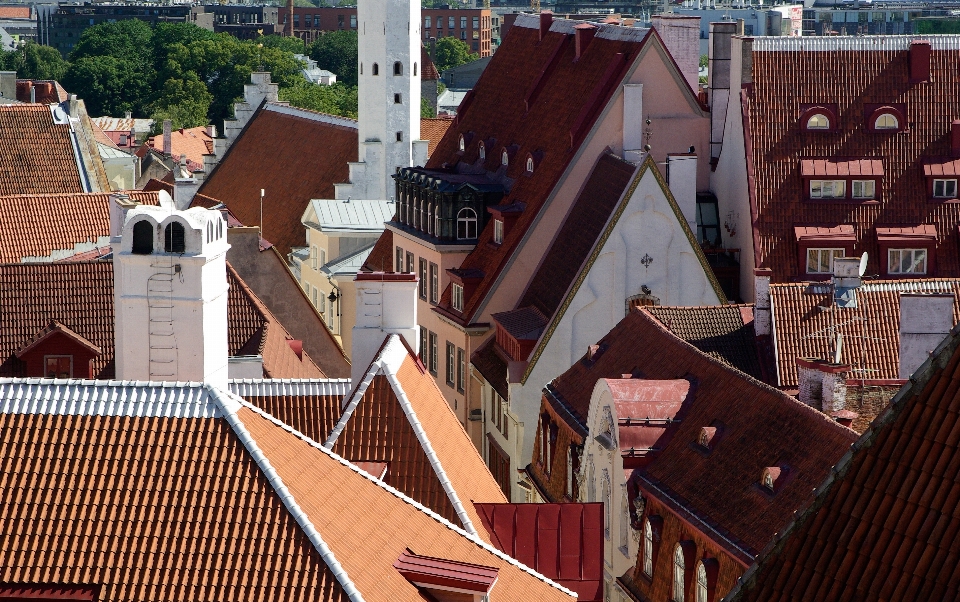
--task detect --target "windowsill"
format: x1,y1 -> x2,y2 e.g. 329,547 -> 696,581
801,273 -> 834,281
928,197 -> 960,204
883,272 -> 932,279
805,198 -> 880,205
486,241 -> 502,249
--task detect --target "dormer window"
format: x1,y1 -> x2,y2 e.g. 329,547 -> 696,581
452,283 -> 464,311
875,113 -> 899,130
806,113 -> 830,130
501,149 -> 509,166
479,142 -> 486,160
526,156 -> 534,173
697,427 -> 717,450
761,469 -> 776,491
866,105 -> 906,133
760,466 -> 785,493
800,105 -> 838,132
934,179 -> 958,199
801,159 -> 883,203
456,207 -> 477,239
810,180 -> 845,199
493,219 -> 503,244
458,135 -> 465,152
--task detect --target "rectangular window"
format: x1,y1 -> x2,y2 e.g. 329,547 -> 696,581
45,355 -> 72,378
406,251 -> 414,273
446,342 -> 455,385
419,326 -> 428,361
395,246 -> 403,272
888,248 -> 927,274
429,262 -> 439,303
424,15 -> 431,27
486,437 -> 511,499
460,16 -> 467,28
460,30 -> 466,40
311,245 -> 318,269
314,15 -> 320,26
473,16 -> 479,28
452,283 -> 464,311
319,292 -> 326,314
350,14 -> 356,28
806,248 -> 845,274
456,347 -> 465,392
429,331 -> 438,375
337,14 -> 343,28
490,388 -> 508,438
810,179 -> 846,199
419,258 -> 427,299
493,219 -> 504,244
934,179 -> 958,199
449,16 -> 455,28
852,179 -> 876,199
312,286 -> 318,307
293,14 -> 299,25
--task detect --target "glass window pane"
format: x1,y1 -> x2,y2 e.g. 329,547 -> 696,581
807,249 -> 818,273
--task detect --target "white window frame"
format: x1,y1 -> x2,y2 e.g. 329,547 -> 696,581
806,248 -> 845,274
501,149 -> 509,166
479,143 -> 486,160
809,179 -> 846,199
526,156 -> 534,172
643,519 -> 654,577
852,179 -> 875,199
565,446 -> 574,499
311,286 -> 318,307
458,135 -> 465,151
311,245 -> 318,269
419,258 -> 427,299
429,262 -> 439,304
445,341 -> 455,386
888,248 -> 928,275
806,113 -> 830,130
429,331 -> 438,375
934,178 -> 958,199
695,562 -> 708,602
493,219 -> 503,244
456,208 -> 477,240
875,112 -> 899,130
452,283 -> 464,311
673,545 -> 686,602
456,347 -> 465,393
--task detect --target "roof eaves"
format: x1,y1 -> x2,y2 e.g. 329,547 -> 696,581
521,156 -> 727,384
229,378 -> 352,398
208,385 -> 366,602
227,388 -> 579,599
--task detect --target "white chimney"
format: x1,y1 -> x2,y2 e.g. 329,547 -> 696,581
666,153 -> 697,233
162,119 -> 173,156
899,294 -> 954,379
174,177 -> 201,210
109,193 -> 137,241
351,272 -> 419,384
651,15 -> 701,92
797,358 -> 849,412
113,205 -> 231,389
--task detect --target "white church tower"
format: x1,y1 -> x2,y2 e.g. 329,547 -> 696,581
336,0 -> 428,201
113,205 -> 230,389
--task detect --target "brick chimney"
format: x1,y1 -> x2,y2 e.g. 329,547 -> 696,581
539,11 -> 553,40
574,24 -> 597,60
162,119 -> 172,156
909,40 -> 931,84
797,358 -> 850,413
350,272 -> 419,384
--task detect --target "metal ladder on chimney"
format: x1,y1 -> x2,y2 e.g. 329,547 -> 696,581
147,258 -> 178,380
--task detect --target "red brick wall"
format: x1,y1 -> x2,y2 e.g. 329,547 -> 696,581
529,395 -> 584,502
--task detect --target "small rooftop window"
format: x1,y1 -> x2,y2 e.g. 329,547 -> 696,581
760,466 -> 785,493
501,149 -> 509,166
875,113 -> 899,130
458,134 -> 465,152
526,156 -> 534,173
806,113 -> 830,130
479,142 -> 486,160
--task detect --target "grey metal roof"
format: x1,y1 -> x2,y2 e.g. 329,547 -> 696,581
306,198 -> 395,233
321,242 -> 376,277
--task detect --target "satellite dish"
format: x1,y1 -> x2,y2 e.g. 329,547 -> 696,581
858,252 -> 868,277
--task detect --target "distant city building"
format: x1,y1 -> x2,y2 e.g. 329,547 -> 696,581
802,5 -> 959,36
189,4 -> 279,40
48,3 -> 192,56
295,53 -> 337,85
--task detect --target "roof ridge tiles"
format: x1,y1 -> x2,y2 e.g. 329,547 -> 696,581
227,387 -> 579,598
751,34 -> 960,52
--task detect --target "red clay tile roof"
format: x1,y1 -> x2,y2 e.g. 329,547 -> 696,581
548,309 -> 857,560
198,104 -> 358,257
769,279 -> 960,388
727,324 -> 960,602
14,320 -> 101,358
141,177 -> 174,195
474,503 -> 604,601
229,379 -> 349,445
923,157 -> 960,176
793,224 -> 856,243
147,126 -> 212,170
423,19 -> 651,323
471,336 -> 508,400
16,80 -> 67,104
0,261 -> 324,379
328,335 -> 508,537
0,105 -> 85,195
643,304 -> 765,382
746,40 -> 960,281
799,158 -> 884,177
421,45 -> 440,80
421,116 -> 454,156
0,191 -> 159,263
0,7 -> 30,18
361,227 -> 393,271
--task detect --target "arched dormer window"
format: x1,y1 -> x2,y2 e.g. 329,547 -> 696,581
459,134 -> 465,152
456,207 -> 477,239
206,222 -> 212,243
132,220 -> 153,254
372,63 -> 379,76
501,149 -> 509,166
413,62 -> 418,76
526,156 -> 534,173
696,563 -> 708,602
875,112 -> 899,129
164,222 -> 185,254
868,106 -> 905,132
806,113 -> 830,130
673,545 -> 686,602
479,142 -> 486,160
393,61 -> 402,75
643,519 -> 654,576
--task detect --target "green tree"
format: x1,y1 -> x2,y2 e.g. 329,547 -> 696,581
279,81 -> 357,118
433,37 -> 477,73
148,72 -> 213,129
70,19 -> 154,73
0,43 -> 70,81
63,55 -> 150,116
421,96 -> 436,118
308,30 -> 358,86
259,34 -> 307,55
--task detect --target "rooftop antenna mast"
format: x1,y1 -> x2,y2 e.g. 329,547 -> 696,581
260,188 -> 265,239
810,253 -> 868,365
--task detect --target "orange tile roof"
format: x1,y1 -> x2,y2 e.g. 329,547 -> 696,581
327,335 -> 508,538
0,6 -> 30,18
0,191 -> 160,263
421,45 -> 440,80
0,105 -> 84,195
420,116 -> 454,156
746,42 -> 960,281
728,324 -> 960,601
229,378 -> 349,444
147,126 -> 212,170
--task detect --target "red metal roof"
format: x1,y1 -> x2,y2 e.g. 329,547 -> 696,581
922,157 -> 960,176
474,502 -> 603,601
799,158 -> 884,177
608,379 -> 688,467
793,224 -> 856,242
394,550 -> 498,593
875,223 -> 937,241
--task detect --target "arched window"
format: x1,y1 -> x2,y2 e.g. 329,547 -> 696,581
217,219 -> 222,238
695,563 -> 708,602
673,545 -> 686,602
875,113 -> 899,129
456,207 -> 477,239
372,63 -> 379,76
434,212 -> 441,236
806,113 -> 830,130
164,222 -> 185,253
479,142 -> 486,160
413,62 -> 418,76
459,135 -> 465,152
501,149 -> 509,166
132,220 -> 153,255
427,205 -> 433,236
643,520 -> 654,576
393,61 -> 402,75
526,156 -> 535,173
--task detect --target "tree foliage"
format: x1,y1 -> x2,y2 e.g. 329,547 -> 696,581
279,81 -> 357,118
432,37 -> 478,73
260,34 -> 307,55
63,55 -> 150,117
0,43 -> 69,81
308,30 -> 358,86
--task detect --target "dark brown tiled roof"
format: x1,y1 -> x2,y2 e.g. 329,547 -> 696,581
728,324 -> 960,602
548,309 -> 857,558
0,261 -> 324,379
198,105 -> 358,258
746,42 -> 960,280
472,336 -> 508,399
361,227 -> 393,272
769,279 -> 960,388
0,191 -> 159,263
492,306 -> 549,340
425,20 -> 651,323
0,105 -> 84,195
644,304 -> 764,381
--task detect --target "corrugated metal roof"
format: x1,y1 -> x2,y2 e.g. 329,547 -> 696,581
308,198 -> 395,232
321,242 -> 376,276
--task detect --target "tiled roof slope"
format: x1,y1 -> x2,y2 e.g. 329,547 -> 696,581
0,191 -> 160,263
518,152 -> 638,321
471,336 -> 508,400
475,503 -> 604,601
644,304 -> 764,381
549,309 -> 857,557
0,261 -> 324,379
361,227 -> 393,272
746,38 -> 960,280
197,104 -> 358,257
229,378 -> 351,444
0,105 -> 83,195
328,335 -> 508,539
421,116 -> 454,156
0,7 -> 30,18
0,385 -> 349,601
421,45 -> 440,80
727,323 -> 960,602
147,126 -> 212,170
770,279 -> 960,388
426,17 -> 651,322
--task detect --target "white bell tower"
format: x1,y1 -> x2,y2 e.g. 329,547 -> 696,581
113,205 -> 230,389
336,0 -> 428,201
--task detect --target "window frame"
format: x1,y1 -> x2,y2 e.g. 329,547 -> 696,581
419,326 -> 428,362
456,208 -> 478,239
933,178 -> 958,199
493,219 -> 503,244
395,246 -> 404,272
429,331 -> 438,376
456,347 -> 465,392
806,247 -> 846,275
887,248 -> 928,275
643,519 -> 654,577
44,355 -> 73,379
695,562 -> 708,602
445,341 -> 455,386
418,258 -> 427,299
452,283 -> 464,311
673,545 -> 686,602
429,262 -> 439,303
809,179 -> 846,199
851,179 -> 876,199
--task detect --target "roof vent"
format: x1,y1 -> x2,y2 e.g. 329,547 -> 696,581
574,24 -> 597,60
909,40 -> 931,83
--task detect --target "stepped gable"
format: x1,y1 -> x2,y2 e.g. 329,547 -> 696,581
728,322 -> 960,602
